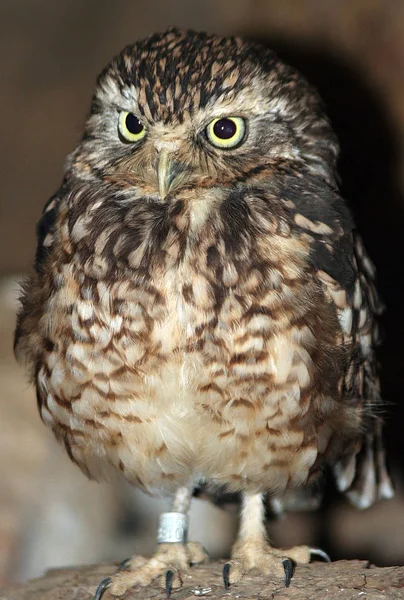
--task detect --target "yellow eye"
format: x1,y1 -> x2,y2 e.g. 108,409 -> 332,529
118,111 -> 146,142
206,117 -> 246,149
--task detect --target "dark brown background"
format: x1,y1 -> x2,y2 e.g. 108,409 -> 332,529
1,0 -> 404,586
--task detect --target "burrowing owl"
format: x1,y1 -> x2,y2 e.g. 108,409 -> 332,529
15,29 -> 394,598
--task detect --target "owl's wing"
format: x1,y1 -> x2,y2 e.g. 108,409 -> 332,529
271,175 -> 394,511
14,191 -> 61,359
318,231 -> 394,508
34,192 -> 61,272
317,231 -> 394,508
268,233 -> 394,514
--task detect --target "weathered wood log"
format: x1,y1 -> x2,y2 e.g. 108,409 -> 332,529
1,559 -> 404,600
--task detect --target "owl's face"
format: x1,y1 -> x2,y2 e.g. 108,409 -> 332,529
68,30 -> 338,200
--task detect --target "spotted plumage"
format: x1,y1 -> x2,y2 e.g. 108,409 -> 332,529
15,28 -> 393,596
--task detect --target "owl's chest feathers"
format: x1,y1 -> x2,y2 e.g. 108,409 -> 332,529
41,199 -> 349,492
70,200 -> 319,388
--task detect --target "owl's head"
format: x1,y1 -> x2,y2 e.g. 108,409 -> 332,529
68,29 -> 339,200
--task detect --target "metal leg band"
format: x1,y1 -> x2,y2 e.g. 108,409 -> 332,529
157,512 -> 188,543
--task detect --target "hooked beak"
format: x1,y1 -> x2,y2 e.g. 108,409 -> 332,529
157,149 -> 188,199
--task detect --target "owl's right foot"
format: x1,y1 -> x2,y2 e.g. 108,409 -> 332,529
93,542 -> 208,599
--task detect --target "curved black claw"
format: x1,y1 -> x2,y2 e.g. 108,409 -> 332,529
310,548 -> 331,563
118,557 -> 131,571
94,577 -> 112,600
282,558 -> 294,588
165,569 -> 175,599
223,562 -> 231,591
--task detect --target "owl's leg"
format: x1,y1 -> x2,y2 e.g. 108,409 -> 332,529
94,486 -> 207,599
223,491 -> 330,590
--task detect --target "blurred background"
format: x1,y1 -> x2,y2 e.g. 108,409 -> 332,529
1,0 -> 404,586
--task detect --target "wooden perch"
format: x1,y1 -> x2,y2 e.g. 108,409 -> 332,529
1,559 -> 404,600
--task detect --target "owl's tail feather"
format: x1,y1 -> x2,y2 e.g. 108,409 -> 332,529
333,418 -> 394,509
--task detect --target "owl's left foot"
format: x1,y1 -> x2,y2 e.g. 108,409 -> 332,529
222,542 -> 330,590
93,542 -> 207,599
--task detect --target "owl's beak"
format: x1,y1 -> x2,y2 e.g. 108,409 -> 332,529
157,149 -> 187,199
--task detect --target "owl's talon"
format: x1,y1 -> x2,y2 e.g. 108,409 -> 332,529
93,577 -> 112,600
282,559 -> 294,588
165,569 -> 175,598
118,557 -> 131,571
309,547 -> 331,562
223,562 -> 231,590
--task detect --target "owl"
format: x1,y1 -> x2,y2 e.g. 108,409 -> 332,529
15,29 -> 394,598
